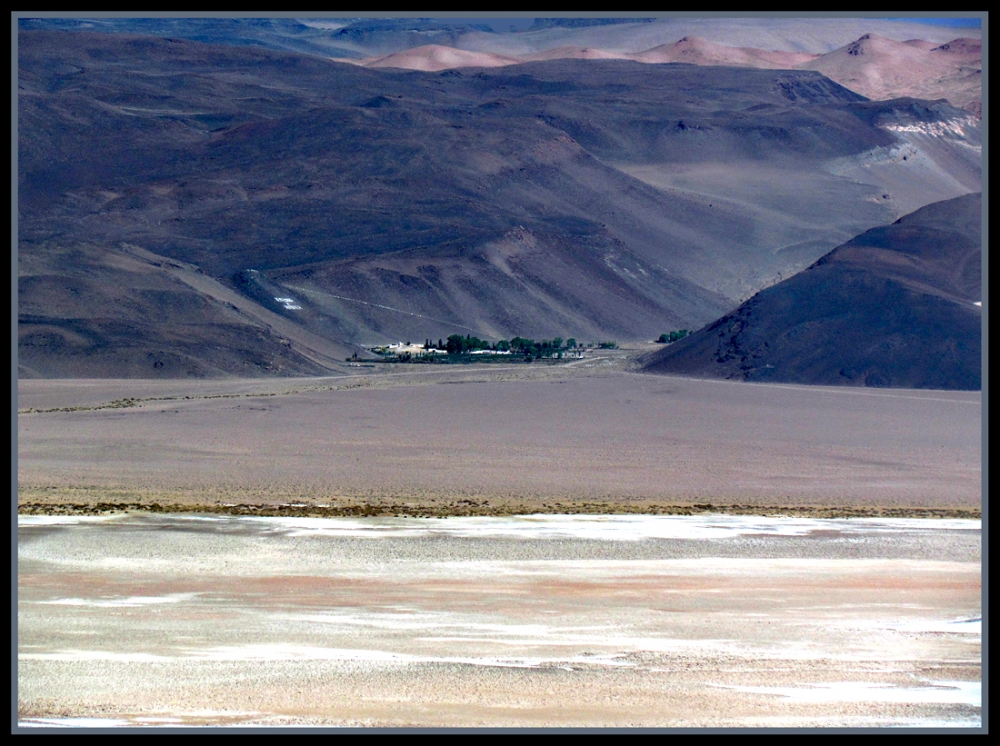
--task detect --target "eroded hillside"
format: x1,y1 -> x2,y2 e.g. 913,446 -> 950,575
18,30 -> 981,377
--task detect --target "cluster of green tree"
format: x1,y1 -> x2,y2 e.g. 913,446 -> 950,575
438,334 -> 582,358
507,336 -> 578,358
443,334 -> 493,354
657,330 -> 690,343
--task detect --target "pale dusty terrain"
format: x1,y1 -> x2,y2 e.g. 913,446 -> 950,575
17,513 -> 981,728
17,359 -> 982,516
348,31 -> 982,117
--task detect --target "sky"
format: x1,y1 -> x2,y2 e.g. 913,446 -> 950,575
887,17 -> 982,27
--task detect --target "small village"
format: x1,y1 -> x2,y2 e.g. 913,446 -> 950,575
365,335 -> 582,363
360,334 -> 619,363
358,331 -> 691,364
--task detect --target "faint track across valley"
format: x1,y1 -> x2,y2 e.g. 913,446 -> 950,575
283,284 -> 497,338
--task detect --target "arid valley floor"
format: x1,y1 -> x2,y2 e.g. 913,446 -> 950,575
17,356 -> 982,728
17,350 -> 982,517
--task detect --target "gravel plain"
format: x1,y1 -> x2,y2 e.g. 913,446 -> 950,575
17,365 -> 983,515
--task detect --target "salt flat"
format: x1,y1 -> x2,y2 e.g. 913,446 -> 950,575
17,513 -> 981,728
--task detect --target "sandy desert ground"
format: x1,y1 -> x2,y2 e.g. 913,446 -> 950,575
17,513 -> 981,728
17,360 -> 982,517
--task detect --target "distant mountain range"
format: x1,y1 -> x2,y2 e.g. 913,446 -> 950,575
19,17 -> 982,116
642,193 -> 982,390
17,24 -> 982,384
348,33 -> 981,117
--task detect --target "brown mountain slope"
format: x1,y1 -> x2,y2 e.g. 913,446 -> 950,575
360,32 -> 982,119
18,243 -> 346,378
632,36 -> 818,68
642,193 -> 982,390
17,31 -> 981,377
363,44 -> 522,71
800,34 -> 981,117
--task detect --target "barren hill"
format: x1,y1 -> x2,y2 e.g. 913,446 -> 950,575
632,36 -> 818,68
800,34 -> 982,117
362,44 -> 522,72
17,30 -> 981,377
642,193 -> 982,390
340,27 -> 981,117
